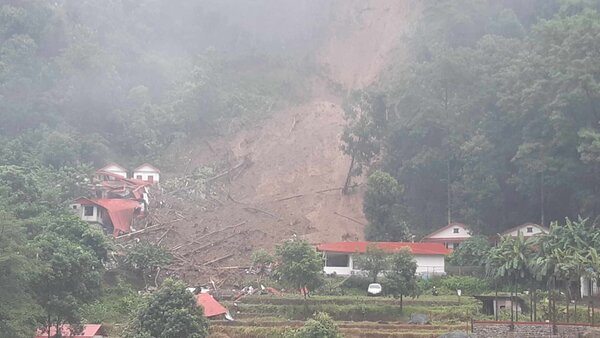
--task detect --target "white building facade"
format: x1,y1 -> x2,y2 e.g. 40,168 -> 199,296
422,223 -> 472,249
317,242 -> 449,278
133,163 -> 160,183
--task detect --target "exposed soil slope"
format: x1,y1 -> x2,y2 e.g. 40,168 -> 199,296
131,0 -> 417,283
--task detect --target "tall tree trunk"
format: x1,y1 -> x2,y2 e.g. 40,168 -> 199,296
400,294 -> 403,312
342,155 -> 356,195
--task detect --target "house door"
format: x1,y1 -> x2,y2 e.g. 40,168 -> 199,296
147,175 -> 154,183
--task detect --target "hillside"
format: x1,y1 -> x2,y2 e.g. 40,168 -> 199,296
139,0 -> 419,283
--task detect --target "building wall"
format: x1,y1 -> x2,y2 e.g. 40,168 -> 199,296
102,165 -> 128,178
414,254 -> 445,276
322,252 -> 445,277
70,204 -> 104,225
427,224 -> 471,239
504,225 -> 547,237
133,171 -> 160,182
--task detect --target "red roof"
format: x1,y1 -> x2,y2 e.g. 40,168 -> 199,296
197,293 -> 227,318
36,324 -> 104,338
75,197 -> 141,237
316,241 -> 450,255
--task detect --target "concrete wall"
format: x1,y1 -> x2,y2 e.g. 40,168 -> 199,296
70,204 -> 104,225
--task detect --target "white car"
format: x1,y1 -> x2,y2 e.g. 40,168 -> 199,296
367,283 -> 382,296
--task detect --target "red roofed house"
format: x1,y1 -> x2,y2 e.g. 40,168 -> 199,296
98,163 -> 128,178
71,197 -> 143,237
421,223 -> 472,249
36,324 -> 106,338
316,242 -> 450,277
133,163 -> 160,183
196,293 -> 228,318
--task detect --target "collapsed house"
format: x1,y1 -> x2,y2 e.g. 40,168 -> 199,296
71,163 -> 159,237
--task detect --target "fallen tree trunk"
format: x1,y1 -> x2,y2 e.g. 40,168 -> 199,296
203,253 -> 234,266
333,211 -> 366,226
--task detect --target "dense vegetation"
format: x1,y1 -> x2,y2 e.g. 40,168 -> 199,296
345,0 -> 600,235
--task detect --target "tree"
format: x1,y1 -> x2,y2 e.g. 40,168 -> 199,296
0,212 -> 41,338
251,249 -> 274,281
286,312 -> 342,338
447,235 -> 491,267
340,91 -> 382,194
31,234 -> 104,337
383,249 -> 419,311
363,171 -> 411,241
275,239 -> 324,299
124,279 -> 209,338
352,245 -> 389,282
124,242 -> 173,289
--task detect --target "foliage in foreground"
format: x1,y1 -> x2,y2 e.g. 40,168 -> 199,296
124,279 -> 209,338
284,312 -> 342,338
275,239 -> 324,298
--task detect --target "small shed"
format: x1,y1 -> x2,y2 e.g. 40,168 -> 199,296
98,163 -> 128,178
474,294 -> 526,317
133,163 -> 160,183
36,324 -> 107,338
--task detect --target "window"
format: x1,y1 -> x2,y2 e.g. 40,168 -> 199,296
526,227 -> 533,233
84,206 -> 94,216
325,253 -> 350,267
72,205 -> 77,209
147,175 -> 154,183
453,228 -> 459,234
136,175 -> 142,179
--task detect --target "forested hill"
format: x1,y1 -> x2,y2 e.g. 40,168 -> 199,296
0,0 -> 329,164
344,0 -> 600,236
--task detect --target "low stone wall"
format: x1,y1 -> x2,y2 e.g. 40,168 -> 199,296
473,320 -> 595,337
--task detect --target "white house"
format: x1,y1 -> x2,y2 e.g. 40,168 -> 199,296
70,197 -> 106,226
501,222 -> 548,238
421,223 -> 472,249
316,241 -> 450,278
133,163 -> 160,183
70,197 -> 143,237
98,163 -> 128,178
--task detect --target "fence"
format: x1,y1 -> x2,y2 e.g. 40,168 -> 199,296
471,320 -> 598,337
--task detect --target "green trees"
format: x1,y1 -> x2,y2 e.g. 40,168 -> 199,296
448,235 -> 492,266
31,215 -> 110,336
352,245 -> 388,283
383,249 -> 419,311
275,239 -> 324,299
125,279 -> 209,338
363,171 -> 411,241
0,212 -> 40,338
345,1 -> 600,235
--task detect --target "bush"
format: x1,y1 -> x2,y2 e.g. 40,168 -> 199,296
284,312 -> 341,338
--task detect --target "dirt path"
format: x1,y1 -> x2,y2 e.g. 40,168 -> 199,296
138,0 -> 418,284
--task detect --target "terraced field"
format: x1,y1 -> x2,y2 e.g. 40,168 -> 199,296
208,295 -> 479,337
